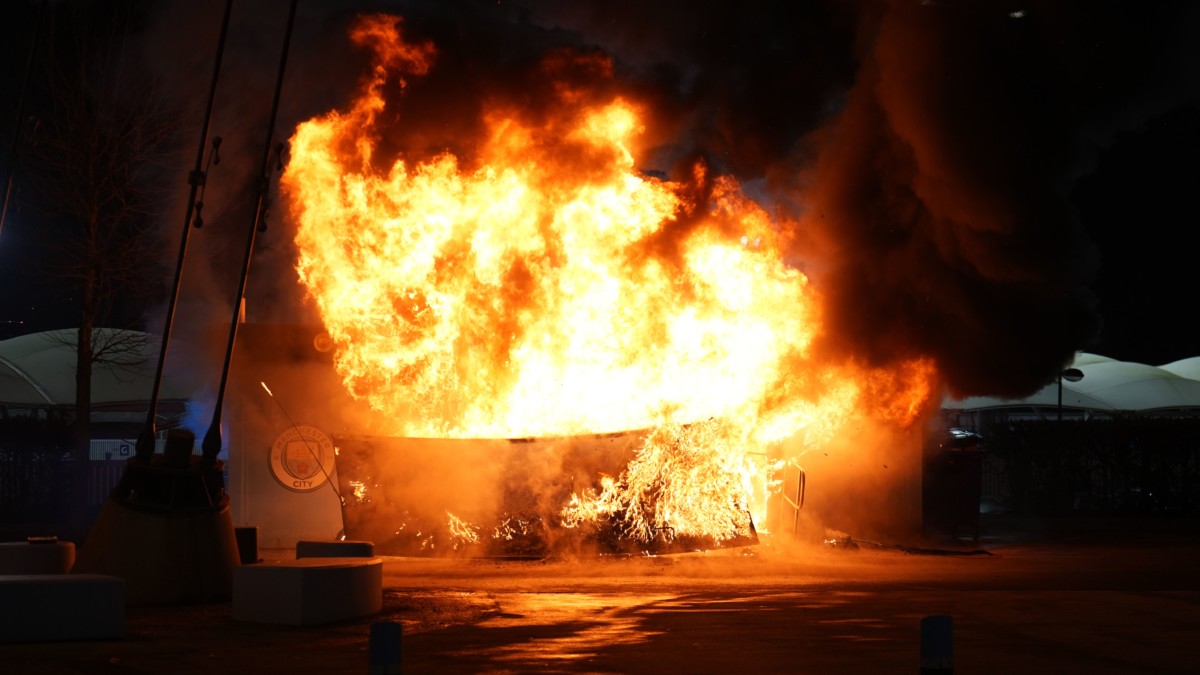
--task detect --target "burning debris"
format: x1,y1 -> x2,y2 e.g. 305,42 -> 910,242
559,420 -> 759,546
333,427 -> 761,557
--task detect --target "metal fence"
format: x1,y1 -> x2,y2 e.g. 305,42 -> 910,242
0,417 -> 76,524
0,419 -> 162,529
978,418 -> 1200,515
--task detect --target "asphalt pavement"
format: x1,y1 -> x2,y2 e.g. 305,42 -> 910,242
6,515 -> 1200,674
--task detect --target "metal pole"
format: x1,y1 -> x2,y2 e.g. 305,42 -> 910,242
0,0 -> 47,243
791,465 -> 805,540
1057,374 -> 1063,422
134,0 -> 236,463
201,0 -> 299,464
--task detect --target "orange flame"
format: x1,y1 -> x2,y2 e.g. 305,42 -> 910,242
281,15 -> 935,542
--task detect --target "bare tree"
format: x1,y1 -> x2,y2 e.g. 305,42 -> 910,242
17,1 -> 181,531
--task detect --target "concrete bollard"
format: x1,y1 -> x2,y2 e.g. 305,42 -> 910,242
920,614 -> 953,674
369,620 -> 402,674
235,526 -> 259,565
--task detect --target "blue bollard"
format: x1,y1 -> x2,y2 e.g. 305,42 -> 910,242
369,620 -> 402,674
920,614 -> 953,674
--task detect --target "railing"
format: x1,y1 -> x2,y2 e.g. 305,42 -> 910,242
977,418 -> 1200,515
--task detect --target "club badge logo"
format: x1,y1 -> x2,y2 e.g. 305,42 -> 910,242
269,425 -> 336,492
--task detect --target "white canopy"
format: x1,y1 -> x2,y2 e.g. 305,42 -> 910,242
948,382 -> 1116,412
0,329 -> 192,407
944,352 -> 1200,414
1159,356 -> 1200,382
1070,360 -> 1200,411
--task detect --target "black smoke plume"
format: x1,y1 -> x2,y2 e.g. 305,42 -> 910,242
139,0 -> 1198,398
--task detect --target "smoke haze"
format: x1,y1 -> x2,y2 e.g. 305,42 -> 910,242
132,0 -> 1200,400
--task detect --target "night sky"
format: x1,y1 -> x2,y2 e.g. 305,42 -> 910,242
1,0 -> 1197,395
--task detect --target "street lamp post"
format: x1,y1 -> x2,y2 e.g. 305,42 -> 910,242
1058,367 -> 1085,422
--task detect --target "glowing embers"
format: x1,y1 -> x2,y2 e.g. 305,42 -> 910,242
333,431 -> 758,557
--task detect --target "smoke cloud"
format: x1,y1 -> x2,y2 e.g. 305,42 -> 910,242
790,1 -> 1107,398
150,0 -> 1200,399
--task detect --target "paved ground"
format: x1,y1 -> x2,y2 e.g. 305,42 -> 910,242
7,516 -> 1200,674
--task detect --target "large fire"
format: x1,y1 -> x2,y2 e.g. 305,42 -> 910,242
281,15 -> 934,548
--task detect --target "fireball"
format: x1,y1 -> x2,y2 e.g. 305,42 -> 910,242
281,14 -> 933,545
